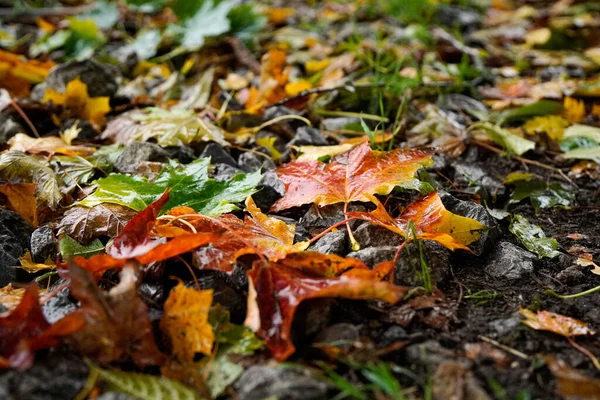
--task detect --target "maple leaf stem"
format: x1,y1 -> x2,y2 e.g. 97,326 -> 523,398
567,336 -> 600,371
344,203 -> 360,251
307,217 -> 357,245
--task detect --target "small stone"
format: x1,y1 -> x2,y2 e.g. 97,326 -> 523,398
253,171 -> 285,213
287,126 -> 328,147
199,142 -> 237,167
437,6 -> 482,31
556,265 -> 586,284
347,246 -> 397,268
452,162 -> 503,196
0,113 -> 25,145
488,315 -> 521,338
405,340 -> 456,369
234,364 -> 328,400
300,203 -> 364,236
308,231 -> 347,255
314,323 -> 362,346
0,207 -> 31,287
486,242 -> 535,280
238,151 -> 275,173
30,225 -> 57,263
380,325 -> 408,347
352,223 -> 403,248
42,281 -> 77,324
213,163 -> 243,181
164,145 -> 196,164
437,94 -> 487,115
114,142 -> 170,174
31,59 -> 120,102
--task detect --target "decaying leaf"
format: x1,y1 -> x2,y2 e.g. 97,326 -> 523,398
58,203 -> 137,244
520,308 -> 595,337
509,214 -> 560,259
8,133 -> 93,157
68,264 -> 166,367
160,282 -> 214,363
271,142 -> 433,211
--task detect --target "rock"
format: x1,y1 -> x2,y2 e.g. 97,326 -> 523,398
31,59 -> 120,102
164,145 -> 196,164
452,162 -> 503,196
437,6 -> 481,32
238,151 -> 275,173
488,315 -> 521,338
234,364 -> 328,400
253,171 -> 285,212
321,117 -> 361,132
437,94 -> 487,115
405,340 -> 456,369
347,242 -> 450,287
379,325 -> 408,347
556,265 -> 586,284
213,163 -> 243,181
30,225 -> 57,263
0,208 -> 31,287
114,142 -> 170,174
41,281 -> 76,324
0,113 -> 25,145
199,142 -> 237,167
395,241 -> 451,287
352,223 -> 403,249
308,231 -> 347,255
0,351 -> 88,400
439,192 -> 498,255
287,126 -> 328,147
486,242 -> 535,280
314,323 -> 362,345
300,203 -> 364,236
137,282 -> 167,306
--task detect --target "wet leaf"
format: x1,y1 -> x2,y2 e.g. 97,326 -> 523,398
545,357 -> 600,400
0,182 -> 38,226
58,203 -> 136,244
92,363 -> 201,400
43,77 -> 110,126
473,122 -> 535,156
349,192 -> 484,251
271,142 -> 433,211
179,0 -> 235,50
68,264 -> 166,367
245,253 -> 407,360
522,115 -> 570,141
102,107 -> 227,147
160,282 -> 214,363
505,174 -> 575,214
0,284 -> 84,370
0,284 -> 26,313
80,158 -> 261,215
8,133 -> 93,157
17,251 -> 55,273
520,308 -> 595,337
0,49 -> 54,96
562,146 -> 600,162
509,214 -> 560,259
59,236 -> 105,259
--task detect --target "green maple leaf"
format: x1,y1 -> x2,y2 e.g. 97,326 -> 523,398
79,158 -> 261,216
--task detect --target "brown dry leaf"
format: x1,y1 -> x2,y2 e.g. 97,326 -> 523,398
0,182 -> 38,227
160,282 -> 214,363
520,308 -> 595,337
0,285 -> 26,314
575,254 -> 600,275
17,251 -> 55,273
58,204 -> 137,244
8,133 -> 94,157
43,77 -> 111,126
545,357 -> 600,400
432,361 -> 492,400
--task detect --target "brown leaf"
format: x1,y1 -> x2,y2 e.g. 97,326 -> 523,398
58,203 -> 136,244
546,357 -> 600,400
68,263 -> 166,367
0,182 -> 38,227
520,308 -> 595,338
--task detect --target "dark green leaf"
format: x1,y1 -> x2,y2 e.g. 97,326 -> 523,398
498,100 -> 563,124
509,214 -> 560,259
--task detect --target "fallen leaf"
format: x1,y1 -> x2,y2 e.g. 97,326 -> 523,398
509,214 -> 560,258
349,192 -> 484,251
245,253 -> 407,360
43,77 -> 111,126
58,203 -> 136,245
520,308 -> 595,337
68,264 -> 166,367
522,115 -> 570,141
0,182 -> 38,226
17,251 -> 55,273
160,282 -> 214,363
545,357 -> 600,400
0,49 -> 54,96
0,284 -> 84,370
564,97 -> 585,123
0,284 -> 26,313
271,142 -> 433,211
8,133 -> 93,157
472,122 -> 536,156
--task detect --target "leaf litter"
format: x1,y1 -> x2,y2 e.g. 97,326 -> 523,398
0,1 -> 599,399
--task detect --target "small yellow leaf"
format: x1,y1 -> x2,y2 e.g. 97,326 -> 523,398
295,143 -> 356,161
17,250 -> 55,273
563,97 -> 585,124
160,282 -> 214,363
305,59 -> 332,74
43,77 -> 111,126
522,115 -> 570,141
284,80 -> 312,96
256,136 -> 282,161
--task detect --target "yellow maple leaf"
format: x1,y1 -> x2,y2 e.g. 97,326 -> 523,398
563,97 -> 585,123
160,282 -> 214,363
43,77 -> 110,126
17,250 -> 55,273
522,115 -> 570,141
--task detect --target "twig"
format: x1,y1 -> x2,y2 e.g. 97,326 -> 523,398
226,37 -> 260,74
567,336 -> 600,371
472,139 -> 575,185
478,335 -> 530,360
